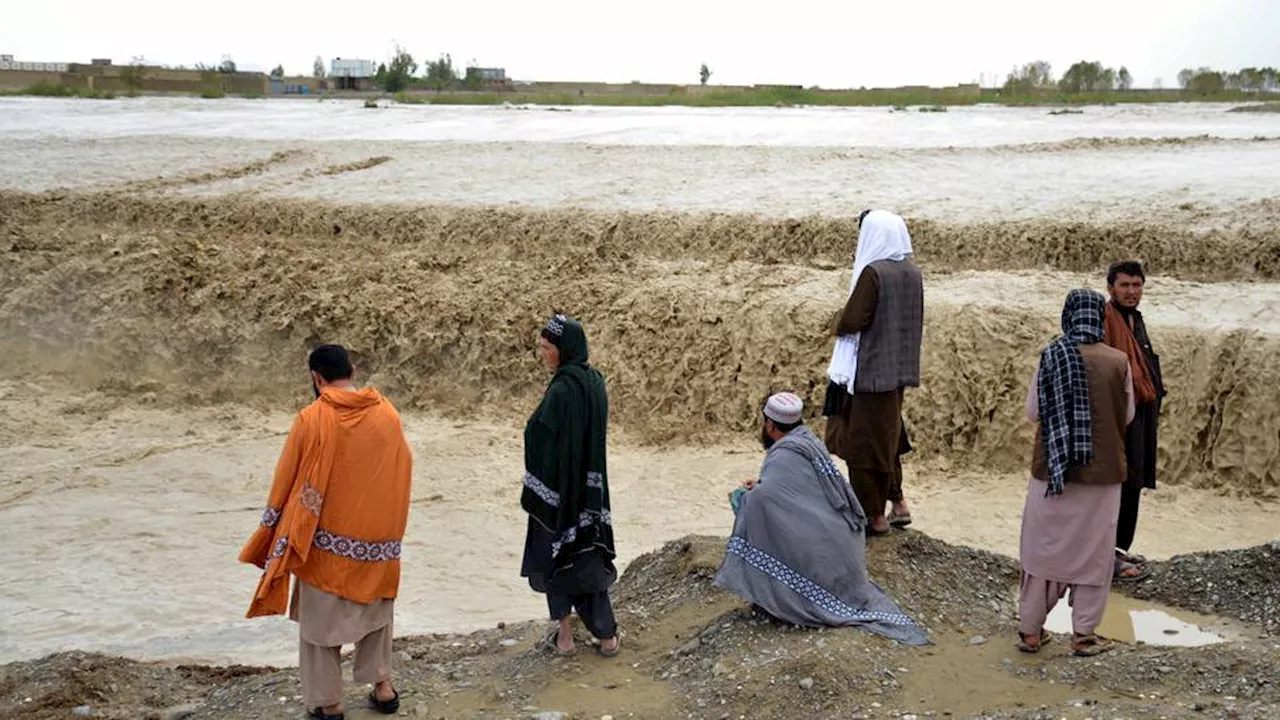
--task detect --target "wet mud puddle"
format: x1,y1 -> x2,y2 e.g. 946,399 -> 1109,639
1044,592 -> 1229,647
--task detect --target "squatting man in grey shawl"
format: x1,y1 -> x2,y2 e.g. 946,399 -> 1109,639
713,392 -> 928,644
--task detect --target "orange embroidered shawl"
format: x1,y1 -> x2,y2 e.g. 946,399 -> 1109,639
239,387 -> 412,618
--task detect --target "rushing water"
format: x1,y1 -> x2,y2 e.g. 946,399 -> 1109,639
2,97 -> 1279,147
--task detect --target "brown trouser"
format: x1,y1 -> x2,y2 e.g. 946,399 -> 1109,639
299,623 -> 393,710
847,456 -> 903,519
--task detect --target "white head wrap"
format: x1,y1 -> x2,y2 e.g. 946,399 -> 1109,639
826,210 -> 914,392
764,392 -> 804,425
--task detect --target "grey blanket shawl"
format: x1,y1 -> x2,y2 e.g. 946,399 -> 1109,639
713,426 -> 928,645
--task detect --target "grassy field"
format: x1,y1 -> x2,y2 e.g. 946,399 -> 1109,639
4,79 -> 1272,108
389,86 -> 1265,108
1,80 -> 119,100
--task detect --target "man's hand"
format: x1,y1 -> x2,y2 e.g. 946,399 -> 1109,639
741,477 -> 758,490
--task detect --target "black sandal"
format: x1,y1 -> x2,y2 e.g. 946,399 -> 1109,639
310,709 -> 345,720
368,689 -> 400,715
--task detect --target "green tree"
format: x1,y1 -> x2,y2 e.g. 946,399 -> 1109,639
374,63 -> 388,87
219,55 -> 237,74
384,45 -> 417,93
1262,67 -> 1279,93
1059,61 -> 1114,93
121,55 -> 147,95
1186,68 -> 1224,96
425,54 -> 457,91
1177,68 -> 1195,89
1117,66 -> 1132,91
270,64 -> 285,80
1003,60 -> 1054,94
313,56 -> 326,78
699,63 -> 711,85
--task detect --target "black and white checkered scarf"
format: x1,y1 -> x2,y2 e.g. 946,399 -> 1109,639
1037,289 -> 1107,496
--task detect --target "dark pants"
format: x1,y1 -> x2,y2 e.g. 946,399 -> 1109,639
847,457 -> 903,518
1116,481 -> 1143,552
548,591 -> 617,640
1117,400 -> 1158,553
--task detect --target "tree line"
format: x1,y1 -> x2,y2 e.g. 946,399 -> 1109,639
354,45 -> 496,93
1004,61 -> 1279,95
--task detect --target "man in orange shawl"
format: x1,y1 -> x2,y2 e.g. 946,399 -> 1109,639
240,345 -> 412,720
1103,261 -> 1165,582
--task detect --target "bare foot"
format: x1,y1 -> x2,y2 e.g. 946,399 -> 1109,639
556,618 -> 575,653
374,680 -> 396,703
599,635 -> 620,656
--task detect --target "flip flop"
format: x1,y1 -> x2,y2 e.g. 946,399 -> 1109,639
1113,560 -> 1150,583
597,636 -> 621,658
1071,634 -> 1115,657
368,689 -> 399,715
1116,550 -> 1147,564
1016,629 -> 1051,653
888,510 -> 913,528
537,625 -> 575,656
309,708 -> 345,720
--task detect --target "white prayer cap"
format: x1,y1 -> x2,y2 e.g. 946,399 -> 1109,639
763,392 -> 804,425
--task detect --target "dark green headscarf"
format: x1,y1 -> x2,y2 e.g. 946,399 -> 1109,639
521,314 -> 615,573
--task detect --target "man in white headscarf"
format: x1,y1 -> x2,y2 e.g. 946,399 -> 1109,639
822,210 -> 924,536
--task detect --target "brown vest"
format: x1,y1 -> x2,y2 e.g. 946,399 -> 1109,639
854,259 -> 924,394
1031,343 -> 1129,486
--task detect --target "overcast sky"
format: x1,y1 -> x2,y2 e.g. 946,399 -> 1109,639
2,0 -> 1276,88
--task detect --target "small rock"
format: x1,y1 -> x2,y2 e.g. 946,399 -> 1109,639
602,716 -> 615,720
500,638 -> 519,647
968,635 -> 988,646
1158,666 -> 1176,674
799,677 -> 815,690
533,713 -> 568,720
162,703 -> 203,720
674,638 -> 701,655
72,707 -> 93,717
396,650 -> 413,663
413,704 -> 431,717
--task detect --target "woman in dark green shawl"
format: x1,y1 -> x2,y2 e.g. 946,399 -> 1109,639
521,313 -> 619,656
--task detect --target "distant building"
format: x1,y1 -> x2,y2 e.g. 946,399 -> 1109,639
466,67 -> 509,89
91,58 -> 112,66
329,58 -> 375,90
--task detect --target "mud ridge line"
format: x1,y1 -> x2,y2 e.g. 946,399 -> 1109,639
1,215 -> 1276,495
111,150 -> 307,193
3,190 -> 1280,282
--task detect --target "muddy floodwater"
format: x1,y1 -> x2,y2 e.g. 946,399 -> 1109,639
1,96 -> 1277,668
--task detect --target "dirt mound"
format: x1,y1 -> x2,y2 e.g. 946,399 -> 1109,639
0,651 -> 269,720
2,193 -> 1278,496
4,533 -> 1280,719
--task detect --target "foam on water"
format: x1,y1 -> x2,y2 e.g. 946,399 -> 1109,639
3,96 -> 1280,147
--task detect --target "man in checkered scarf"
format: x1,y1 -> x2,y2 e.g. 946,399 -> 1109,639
1038,288 -> 1108,495
1018,288 -> 1135,657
